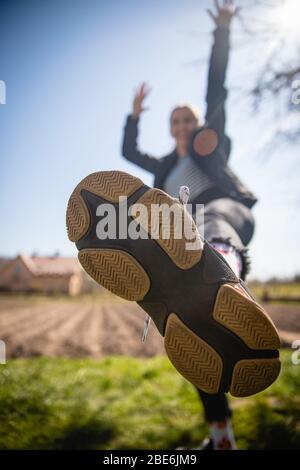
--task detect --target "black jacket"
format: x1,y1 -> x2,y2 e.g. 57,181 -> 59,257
122,26 -> 257,209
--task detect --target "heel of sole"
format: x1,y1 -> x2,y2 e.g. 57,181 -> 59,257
230,357 -> 281,397
164,313 -> 223,394
164,283 -> 281,397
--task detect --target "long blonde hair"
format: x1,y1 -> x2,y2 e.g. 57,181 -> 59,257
169,104 -> 202,126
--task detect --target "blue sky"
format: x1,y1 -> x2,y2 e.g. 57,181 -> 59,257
0,0 -> 299,280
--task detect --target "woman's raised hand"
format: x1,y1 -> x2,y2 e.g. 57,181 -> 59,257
132,82 -> 151,119
207,0 -> 240,28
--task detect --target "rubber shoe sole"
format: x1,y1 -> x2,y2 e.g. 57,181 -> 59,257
66,170 -> 281,397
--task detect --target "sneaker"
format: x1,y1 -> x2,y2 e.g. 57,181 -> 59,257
66,170 -> 281,397
198,437 -> 214,450
176,438 -> 213,450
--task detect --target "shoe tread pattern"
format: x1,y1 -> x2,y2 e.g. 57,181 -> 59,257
213,284 -> 280,350
66,171 -> 144,242
78,248 -> 150,301
164,313 -> 222,393
132,188 -> 202,270
230,357 -> 281,397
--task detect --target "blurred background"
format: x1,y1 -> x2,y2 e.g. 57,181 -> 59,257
0,0 -> 299,450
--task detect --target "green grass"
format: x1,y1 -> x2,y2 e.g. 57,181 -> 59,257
2,282 -> 300,304
0,351 -> 299,450
249,282 -> 300,302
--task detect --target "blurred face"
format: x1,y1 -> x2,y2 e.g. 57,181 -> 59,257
170,107 -> 198,147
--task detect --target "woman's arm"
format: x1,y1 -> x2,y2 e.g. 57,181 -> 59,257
189,1 -> 239,175
205,0 -> 239,140
122,82 -> 162,174
122,114 -> 162,174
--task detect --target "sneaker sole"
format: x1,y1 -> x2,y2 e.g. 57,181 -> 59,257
66,170 -> 281,397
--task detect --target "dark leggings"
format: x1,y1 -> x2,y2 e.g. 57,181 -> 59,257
194,198 -> 255,422
197,389 -> 232,422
